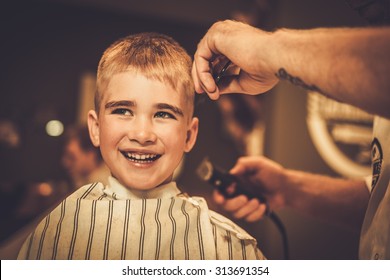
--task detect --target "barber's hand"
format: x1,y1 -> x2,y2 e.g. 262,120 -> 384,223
213,156 -> 288,222
213,190 -> 268,222
192,20 -> 279,100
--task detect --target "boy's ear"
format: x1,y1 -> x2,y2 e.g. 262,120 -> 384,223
184,117 -> 199,153
87,110 -> 100,147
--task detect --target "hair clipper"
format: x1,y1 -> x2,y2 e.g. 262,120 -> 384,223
196,157 -> 263,200
196,157 -> 287,258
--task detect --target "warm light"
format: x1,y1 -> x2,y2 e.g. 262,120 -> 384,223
46,120 -> 64,137
37,182 -> 53,196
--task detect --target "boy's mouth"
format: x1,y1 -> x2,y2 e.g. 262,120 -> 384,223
121,152 -> 161,163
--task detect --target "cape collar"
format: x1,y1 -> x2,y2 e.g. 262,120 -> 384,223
103,176 -> 181,200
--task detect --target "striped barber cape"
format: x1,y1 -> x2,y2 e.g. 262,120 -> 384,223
18,177 -> 265,260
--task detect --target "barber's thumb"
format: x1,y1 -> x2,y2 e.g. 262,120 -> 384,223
230,161 -> 246,176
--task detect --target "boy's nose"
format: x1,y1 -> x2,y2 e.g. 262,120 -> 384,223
127,118 -> 157,145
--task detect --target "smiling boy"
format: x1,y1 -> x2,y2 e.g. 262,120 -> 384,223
18,33 -> 265,260
89,72 -> 197,191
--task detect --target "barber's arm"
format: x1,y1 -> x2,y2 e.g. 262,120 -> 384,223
192,20 -> 390,118
215,156 -> 369,231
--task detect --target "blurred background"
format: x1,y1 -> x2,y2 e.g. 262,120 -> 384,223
0,0 -> 372,259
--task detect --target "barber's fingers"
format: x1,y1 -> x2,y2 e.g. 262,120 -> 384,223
245,203 -> 267,222
230,156 -> 276,176
213,190 -> 267,222
213,190 -> 248,211
192,67 -> 258,98
191,62 -> 203,94
192,42 -> 221,99
192,65 -> 221,100
216,68 -> 278,97
216,73 -> 255,96
230,156 -> 261,176
233,198 -> 261,220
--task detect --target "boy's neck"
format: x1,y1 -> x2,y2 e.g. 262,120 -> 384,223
105,176 -> 180,199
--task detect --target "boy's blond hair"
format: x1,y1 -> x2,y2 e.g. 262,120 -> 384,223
96,33 -> 194,117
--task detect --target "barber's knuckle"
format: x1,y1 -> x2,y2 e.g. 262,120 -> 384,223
237,157 -> 246,163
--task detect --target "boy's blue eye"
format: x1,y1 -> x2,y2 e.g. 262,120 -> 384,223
112,108 -> 132,116
155,111 -> 176,119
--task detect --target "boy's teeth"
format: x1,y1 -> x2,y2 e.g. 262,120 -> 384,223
124,152 -> 159,161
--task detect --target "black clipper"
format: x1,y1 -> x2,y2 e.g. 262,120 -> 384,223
197,157 -> 257,200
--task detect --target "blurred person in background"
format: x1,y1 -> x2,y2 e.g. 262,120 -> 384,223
62,125 -> 110,189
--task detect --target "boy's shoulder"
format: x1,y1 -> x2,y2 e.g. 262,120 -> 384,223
189,196 -> 256,241
68,181 -> 106,200
209,209 -> 257,241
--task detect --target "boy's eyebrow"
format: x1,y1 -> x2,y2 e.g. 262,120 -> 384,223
156,103 -> 184,117
104,101 -> 184,116
105,100 -> 135,109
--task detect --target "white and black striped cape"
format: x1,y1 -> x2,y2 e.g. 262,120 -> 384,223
18,178 -> 265,260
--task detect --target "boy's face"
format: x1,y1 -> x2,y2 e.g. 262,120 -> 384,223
88,72 -> 198,191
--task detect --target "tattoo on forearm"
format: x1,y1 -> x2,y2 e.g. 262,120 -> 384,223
276,68 -> 322,93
